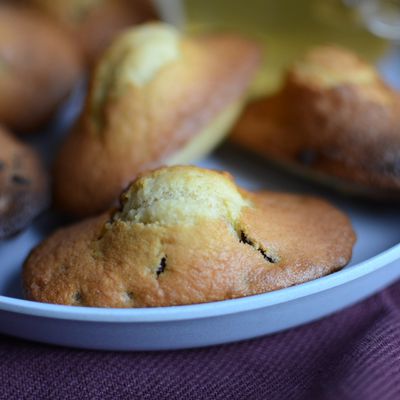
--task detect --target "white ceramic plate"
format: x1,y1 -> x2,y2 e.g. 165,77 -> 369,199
0,49 -> 399,351
1,145 -> 399,351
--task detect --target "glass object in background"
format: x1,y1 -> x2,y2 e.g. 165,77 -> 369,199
155,0 -> 389,96
346,0 -> 400,40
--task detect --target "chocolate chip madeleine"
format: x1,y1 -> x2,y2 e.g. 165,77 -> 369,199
24,165 -> 355,307
29,0 -> 157,65
232,45 -> 400,199
54,23 -> 261,216
0,126 -> 49,239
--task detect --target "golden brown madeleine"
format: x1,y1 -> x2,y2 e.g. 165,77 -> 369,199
232,45 -> 400,199
24,165 -> 355,307
0,5 -> 83,132
29,0 -> 158,65
54,23 -> 261,217
0,126 -> 49,239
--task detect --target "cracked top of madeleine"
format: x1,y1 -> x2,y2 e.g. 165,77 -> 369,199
90,23 -> 182,129
115,166 -> 249,226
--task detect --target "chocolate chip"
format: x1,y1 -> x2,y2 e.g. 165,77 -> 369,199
126,291 -> 134,299
383,158 -> 400,177
156,257 -> 167,278
240,231 -> 276,263
240,231 -> 253,246
11,175 -> 30,185
297,149 -> 318,166
73,292 -> 82,304
121,291 -> 135,304
258,248 -> 276,264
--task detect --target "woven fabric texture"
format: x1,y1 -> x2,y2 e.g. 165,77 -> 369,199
1,281 -> 399,400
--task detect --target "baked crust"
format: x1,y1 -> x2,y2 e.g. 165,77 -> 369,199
231,45 -> 400,198
24,166 -> 355,307
0,126 -> 49,239
54,24 -> 261,216
29,0 -> 158,65
0,4 -> 83,132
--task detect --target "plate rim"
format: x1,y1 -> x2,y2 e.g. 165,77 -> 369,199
1,242 -> 399,323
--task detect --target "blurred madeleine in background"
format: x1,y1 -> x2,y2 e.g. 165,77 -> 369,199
0,3 -> 83,132
28,0 -> 158,65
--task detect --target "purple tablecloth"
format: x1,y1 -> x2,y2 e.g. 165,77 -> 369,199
1,281 -> 399,400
